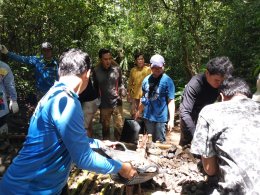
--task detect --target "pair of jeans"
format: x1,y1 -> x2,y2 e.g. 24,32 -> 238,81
143,119 -> 166,142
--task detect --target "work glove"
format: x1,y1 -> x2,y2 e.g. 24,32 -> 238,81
0,45 -> 9,54
9,100 -> 19,114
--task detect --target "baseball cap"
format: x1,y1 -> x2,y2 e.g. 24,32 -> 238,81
41,42 -> 52,49
150,54 -> 165,68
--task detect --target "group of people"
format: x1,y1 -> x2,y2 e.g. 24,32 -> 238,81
0,44 -> 138,194
79,49 -> 176,143
191,77 -> 260,194
128,54 -> 260,194
0,42 -> 259,194
179,57 -> 260,193
0,42 -> 58,151
0,42 -> 175,194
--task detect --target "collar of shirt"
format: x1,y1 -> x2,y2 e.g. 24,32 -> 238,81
53,81 -> 78,99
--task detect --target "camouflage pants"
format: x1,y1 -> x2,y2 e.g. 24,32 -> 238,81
100,106 -> 123,141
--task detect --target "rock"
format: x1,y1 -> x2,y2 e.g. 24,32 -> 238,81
174,148 -> 183,156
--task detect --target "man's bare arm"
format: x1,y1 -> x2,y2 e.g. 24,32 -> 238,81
202,156 -> 219,176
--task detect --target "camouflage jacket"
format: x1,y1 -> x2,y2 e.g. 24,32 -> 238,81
191,97 -> 260,194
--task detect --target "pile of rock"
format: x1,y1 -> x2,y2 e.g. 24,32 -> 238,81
145,144 -> 217,194
0,133 -> 218,194
67,143 -> 218,194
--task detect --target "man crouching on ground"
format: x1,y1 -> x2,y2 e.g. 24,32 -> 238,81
191,77 -> 260,194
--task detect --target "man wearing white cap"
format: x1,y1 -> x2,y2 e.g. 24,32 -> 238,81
135,54 -> 175,142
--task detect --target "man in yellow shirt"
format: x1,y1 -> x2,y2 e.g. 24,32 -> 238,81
127,52 -> 151,118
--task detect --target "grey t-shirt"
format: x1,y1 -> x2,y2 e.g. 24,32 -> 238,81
191,97 -> 260,194
93,65 -> 123,108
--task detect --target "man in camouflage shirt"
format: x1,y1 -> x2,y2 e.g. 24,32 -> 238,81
191,77 -> 260,194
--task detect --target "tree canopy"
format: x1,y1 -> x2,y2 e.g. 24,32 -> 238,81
0,0 -> 259,101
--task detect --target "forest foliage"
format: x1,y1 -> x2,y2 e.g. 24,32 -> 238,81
0,0 -> 259,105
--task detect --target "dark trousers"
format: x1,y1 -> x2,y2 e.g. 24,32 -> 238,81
179,118 -> 193,146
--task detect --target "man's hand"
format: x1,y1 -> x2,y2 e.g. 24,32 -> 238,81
167,119 -> 174,132
202,156 -> 219,176
134,110 -> 140,120
118,162 -> 137,179
0,45 -> 9,54
9,100 -> 19,114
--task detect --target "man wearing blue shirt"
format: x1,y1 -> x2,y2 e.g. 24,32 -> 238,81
0,42 -> 58,99
135,54 -> 175,143
0,48 -> 136,195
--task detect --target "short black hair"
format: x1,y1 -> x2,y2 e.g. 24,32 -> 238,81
134,52 -> 144,60
220,77 -> 252,98
98,48 -> 111,59
58,48 -> 92,77
206,56 -> 234,77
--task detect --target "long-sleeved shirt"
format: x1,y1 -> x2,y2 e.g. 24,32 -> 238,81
7,52 -> 58,94
179,73 -> 219,135
0,60 -> 17,118
0,81 -> 122,195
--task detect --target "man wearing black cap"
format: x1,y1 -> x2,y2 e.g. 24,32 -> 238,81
0,42 -> 58,99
